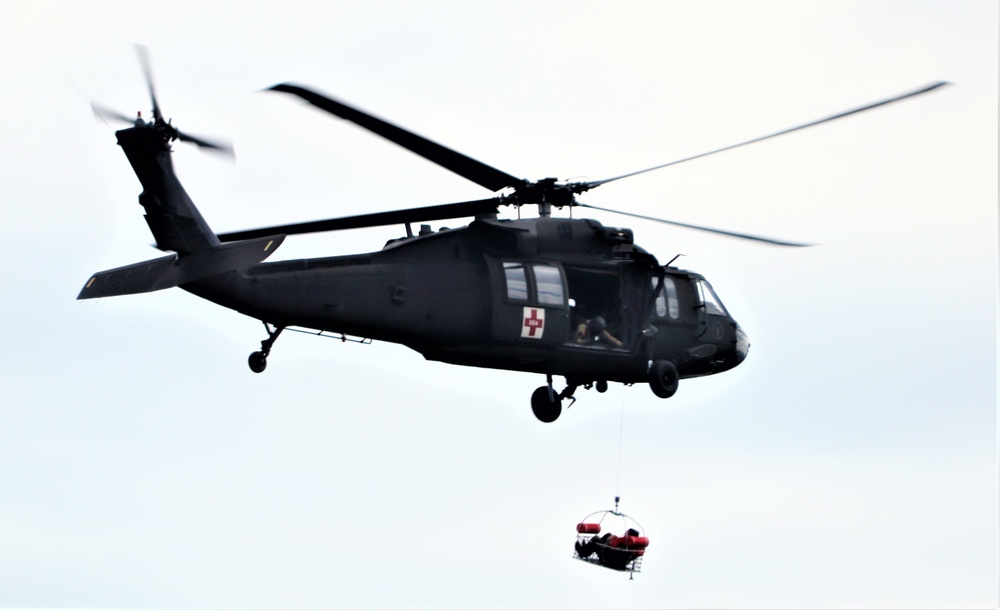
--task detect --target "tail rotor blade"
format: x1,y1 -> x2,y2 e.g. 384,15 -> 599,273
91,102 -> 136,126
134,44 -> 162,121
176,130 -> 234,156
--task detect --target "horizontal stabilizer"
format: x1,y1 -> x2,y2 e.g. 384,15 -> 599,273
78,235 -> 284,299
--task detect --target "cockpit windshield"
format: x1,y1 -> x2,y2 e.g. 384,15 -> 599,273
697,279 -> 728,316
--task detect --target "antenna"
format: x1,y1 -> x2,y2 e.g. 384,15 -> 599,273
666,253 -> 686,267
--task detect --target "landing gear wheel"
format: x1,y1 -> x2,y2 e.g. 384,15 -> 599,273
531,386 -> 562,423
248,323 -> 284,374
248,351 -> 268,373
596,380 -> 608,393
649,360 -> 679,399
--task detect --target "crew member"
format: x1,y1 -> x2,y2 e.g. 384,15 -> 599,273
572,316 -> 623,347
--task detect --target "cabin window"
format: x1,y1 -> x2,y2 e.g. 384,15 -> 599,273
533,264 -> 565,306
654,276 -> 680,319
503,262 -> 528,301
697,279 -> 728,316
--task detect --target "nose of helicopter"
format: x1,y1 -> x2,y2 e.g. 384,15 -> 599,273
735,325 -> 750,365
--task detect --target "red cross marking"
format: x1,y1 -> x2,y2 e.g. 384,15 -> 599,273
523,308 -> 544,337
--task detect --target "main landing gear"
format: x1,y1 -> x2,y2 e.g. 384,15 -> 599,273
531,360 -> 680,423
647,359 -> 679,399
248,322 -> 284,373
531,375 -> 574,423
532,373 -> 611,423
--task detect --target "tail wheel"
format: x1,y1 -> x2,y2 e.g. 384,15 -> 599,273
649,360 -> 679,399
531,386 -> 562,423
248,351 -> 267,373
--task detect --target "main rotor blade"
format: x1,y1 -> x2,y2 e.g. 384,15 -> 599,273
134,44 -> 162,122
578,203 -> 812,247
268,84 -> 526,193
587,81 -> 950,189
217,198 -> 500,242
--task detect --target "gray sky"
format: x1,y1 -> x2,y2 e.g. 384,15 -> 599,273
2,1 -> 996,608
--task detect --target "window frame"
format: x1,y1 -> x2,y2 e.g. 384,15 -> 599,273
532,263 -> 565,307
501,260 -> 566,307
653,275 -> 680,320
502,261 -> 529,302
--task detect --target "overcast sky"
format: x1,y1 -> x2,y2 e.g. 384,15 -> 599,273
1,1 -> 996,608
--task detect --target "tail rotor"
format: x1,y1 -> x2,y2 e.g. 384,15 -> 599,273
89,45 -> 233,156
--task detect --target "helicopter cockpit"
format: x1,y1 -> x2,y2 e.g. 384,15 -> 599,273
645,269 -> 749,376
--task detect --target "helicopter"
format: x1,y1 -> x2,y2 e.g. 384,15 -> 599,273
79,50 -> 946,422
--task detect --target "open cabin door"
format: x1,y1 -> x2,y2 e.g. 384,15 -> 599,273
562,263 -> 646,351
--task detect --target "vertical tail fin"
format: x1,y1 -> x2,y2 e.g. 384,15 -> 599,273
116,125 -> 220,253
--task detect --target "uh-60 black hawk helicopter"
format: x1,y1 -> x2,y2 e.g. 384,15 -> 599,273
80,51 -> 945,422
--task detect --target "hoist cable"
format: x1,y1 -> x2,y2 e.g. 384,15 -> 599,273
615,399 -> 625,504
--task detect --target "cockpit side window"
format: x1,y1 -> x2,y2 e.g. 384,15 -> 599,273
533,264 -> 565,306
697,279 -> 728,316
653,276 -> 680,319
503,262 -> 528,301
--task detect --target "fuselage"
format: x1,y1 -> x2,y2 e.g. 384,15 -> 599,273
187,216 -> 748,386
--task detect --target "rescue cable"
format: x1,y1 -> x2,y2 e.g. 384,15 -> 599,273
615,400 -> 625,499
